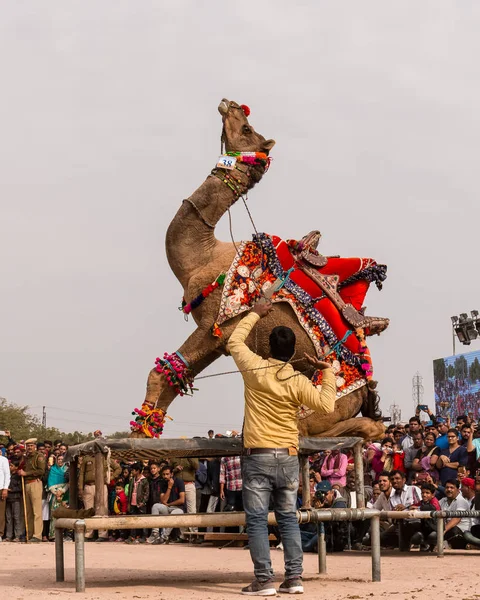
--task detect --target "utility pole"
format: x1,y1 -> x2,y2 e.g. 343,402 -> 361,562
412,372 -> 424,413
389,403 -> 401,425
42,406 -> 47,430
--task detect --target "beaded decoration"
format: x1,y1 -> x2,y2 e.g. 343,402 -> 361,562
154,352 -> 195,397
130,405 -> 166,438
181,273 -> 226,315
225,151 -> 272,171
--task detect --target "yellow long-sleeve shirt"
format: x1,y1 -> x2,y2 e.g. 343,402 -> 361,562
227,312 -> 337,449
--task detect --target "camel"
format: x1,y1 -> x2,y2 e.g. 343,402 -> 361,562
136,98 -> 386,440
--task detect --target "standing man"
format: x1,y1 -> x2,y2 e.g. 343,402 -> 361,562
0,451 -> 11,542
78,450 -> 121,541
17,438 -> 45,542
228,302 -> 336,596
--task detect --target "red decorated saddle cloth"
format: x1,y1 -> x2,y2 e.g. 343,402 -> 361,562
215,233 -> 387,397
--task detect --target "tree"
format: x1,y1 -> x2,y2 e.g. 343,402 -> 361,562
447,364 -> 455,379
469,357 -> 480,383
454,355 -> 468,380
433,358 -> 446,383
0,398 -> 95,445
109,431 -> 131,439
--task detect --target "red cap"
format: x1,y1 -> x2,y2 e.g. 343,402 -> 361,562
461,477 -> 475,489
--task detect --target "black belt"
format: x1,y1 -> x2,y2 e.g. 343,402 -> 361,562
243,448 -> 292,456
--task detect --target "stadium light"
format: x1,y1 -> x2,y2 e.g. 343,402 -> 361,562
451,310 -> 480,354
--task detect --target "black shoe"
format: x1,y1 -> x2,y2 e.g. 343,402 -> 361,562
279,578 -> 304,594
241,579 -> 277,596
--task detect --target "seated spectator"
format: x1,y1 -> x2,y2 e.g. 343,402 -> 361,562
320,449 -> 348,487
435,418 -> 451,450
372,438 -> 405,481
404,432 -> 424,482
463,474 -> 480,548
412,432 -> 440,477
301,481 -> 348,553
125,462 -> 149,544
437,429 -> 468,486
385,470 -> 421,551
430,479 -> 471,549
408,483 -> 441,552
148,465 -> 185,545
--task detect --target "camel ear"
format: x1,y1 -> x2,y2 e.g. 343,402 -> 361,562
263,139 -> 276,152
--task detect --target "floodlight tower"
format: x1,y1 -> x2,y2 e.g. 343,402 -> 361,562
389,403 -> 401,424
412,372 -> 424,413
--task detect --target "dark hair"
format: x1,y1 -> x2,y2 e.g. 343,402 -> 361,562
444,479 -> 460,488
447,428 -> 459,437
44,440 -> 53,446
208,429 -> 214,434
54,440 -> 62,446
160,465 -> 172,475
130,461 -> 143,473
409,416 -> 421,425
381,437 -> 394,446
378,470 -> 391,478
150,461 -> 161,468
421,483 -> 436,494
456,414 -> 468,423
393,429 -> 403,436
413,431 -> 424,439
461,423 -> 472,430
36,442 -> 45,449
115,483 -> 124,489
389,469 -> 406,479
269,326 -> 296,361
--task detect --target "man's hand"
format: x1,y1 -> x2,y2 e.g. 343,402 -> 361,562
220,489 -> 225,500
304,353 -> 331,371
1,489 -> 7,500
251,300 -> 273,318
5,430 -> 10,438
167,479 -> 174,489
394,504 -> 406,511
17,469 -> 26,477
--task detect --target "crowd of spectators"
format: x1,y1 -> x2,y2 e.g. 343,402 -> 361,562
1,411 -> 480,554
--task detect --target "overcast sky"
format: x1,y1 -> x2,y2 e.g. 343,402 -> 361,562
1,2 -> 480,437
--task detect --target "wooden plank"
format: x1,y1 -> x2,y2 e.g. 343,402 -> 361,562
65,436 -> 363,462
203,533 -> 276,541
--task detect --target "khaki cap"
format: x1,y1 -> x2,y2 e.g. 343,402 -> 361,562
25,438 -> 38,445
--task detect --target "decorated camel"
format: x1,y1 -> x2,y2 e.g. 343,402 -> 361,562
131,99 -> 389,440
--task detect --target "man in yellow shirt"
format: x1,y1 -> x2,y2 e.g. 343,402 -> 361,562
227,302 -> 336,596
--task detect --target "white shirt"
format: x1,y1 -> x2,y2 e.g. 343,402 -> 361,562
439,493 -> 471,532
389,484 -> 421,509
0,455 -> 11,490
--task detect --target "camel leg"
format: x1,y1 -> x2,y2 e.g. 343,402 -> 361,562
144,326 -> 226,413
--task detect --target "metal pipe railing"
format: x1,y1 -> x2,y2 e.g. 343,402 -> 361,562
55,507 -> 480,593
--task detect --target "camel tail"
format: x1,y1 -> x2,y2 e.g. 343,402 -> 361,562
361,380 -> 382,421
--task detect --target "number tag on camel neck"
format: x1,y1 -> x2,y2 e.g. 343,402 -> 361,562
217,155 -> 237,170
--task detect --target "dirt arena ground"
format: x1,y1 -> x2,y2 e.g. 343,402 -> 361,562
1,543 -> 479,599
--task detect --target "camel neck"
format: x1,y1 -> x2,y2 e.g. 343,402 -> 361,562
165,172 -> 244,289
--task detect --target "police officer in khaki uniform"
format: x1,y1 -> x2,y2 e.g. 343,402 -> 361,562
78,435 -> 121,540
17,438 -> 46,542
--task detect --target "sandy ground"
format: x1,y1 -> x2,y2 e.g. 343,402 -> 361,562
1,542 -> 480,600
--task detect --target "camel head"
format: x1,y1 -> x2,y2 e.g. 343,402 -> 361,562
218,98 -> 275,155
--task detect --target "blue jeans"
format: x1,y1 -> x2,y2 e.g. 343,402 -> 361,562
242,454 -> 303,582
